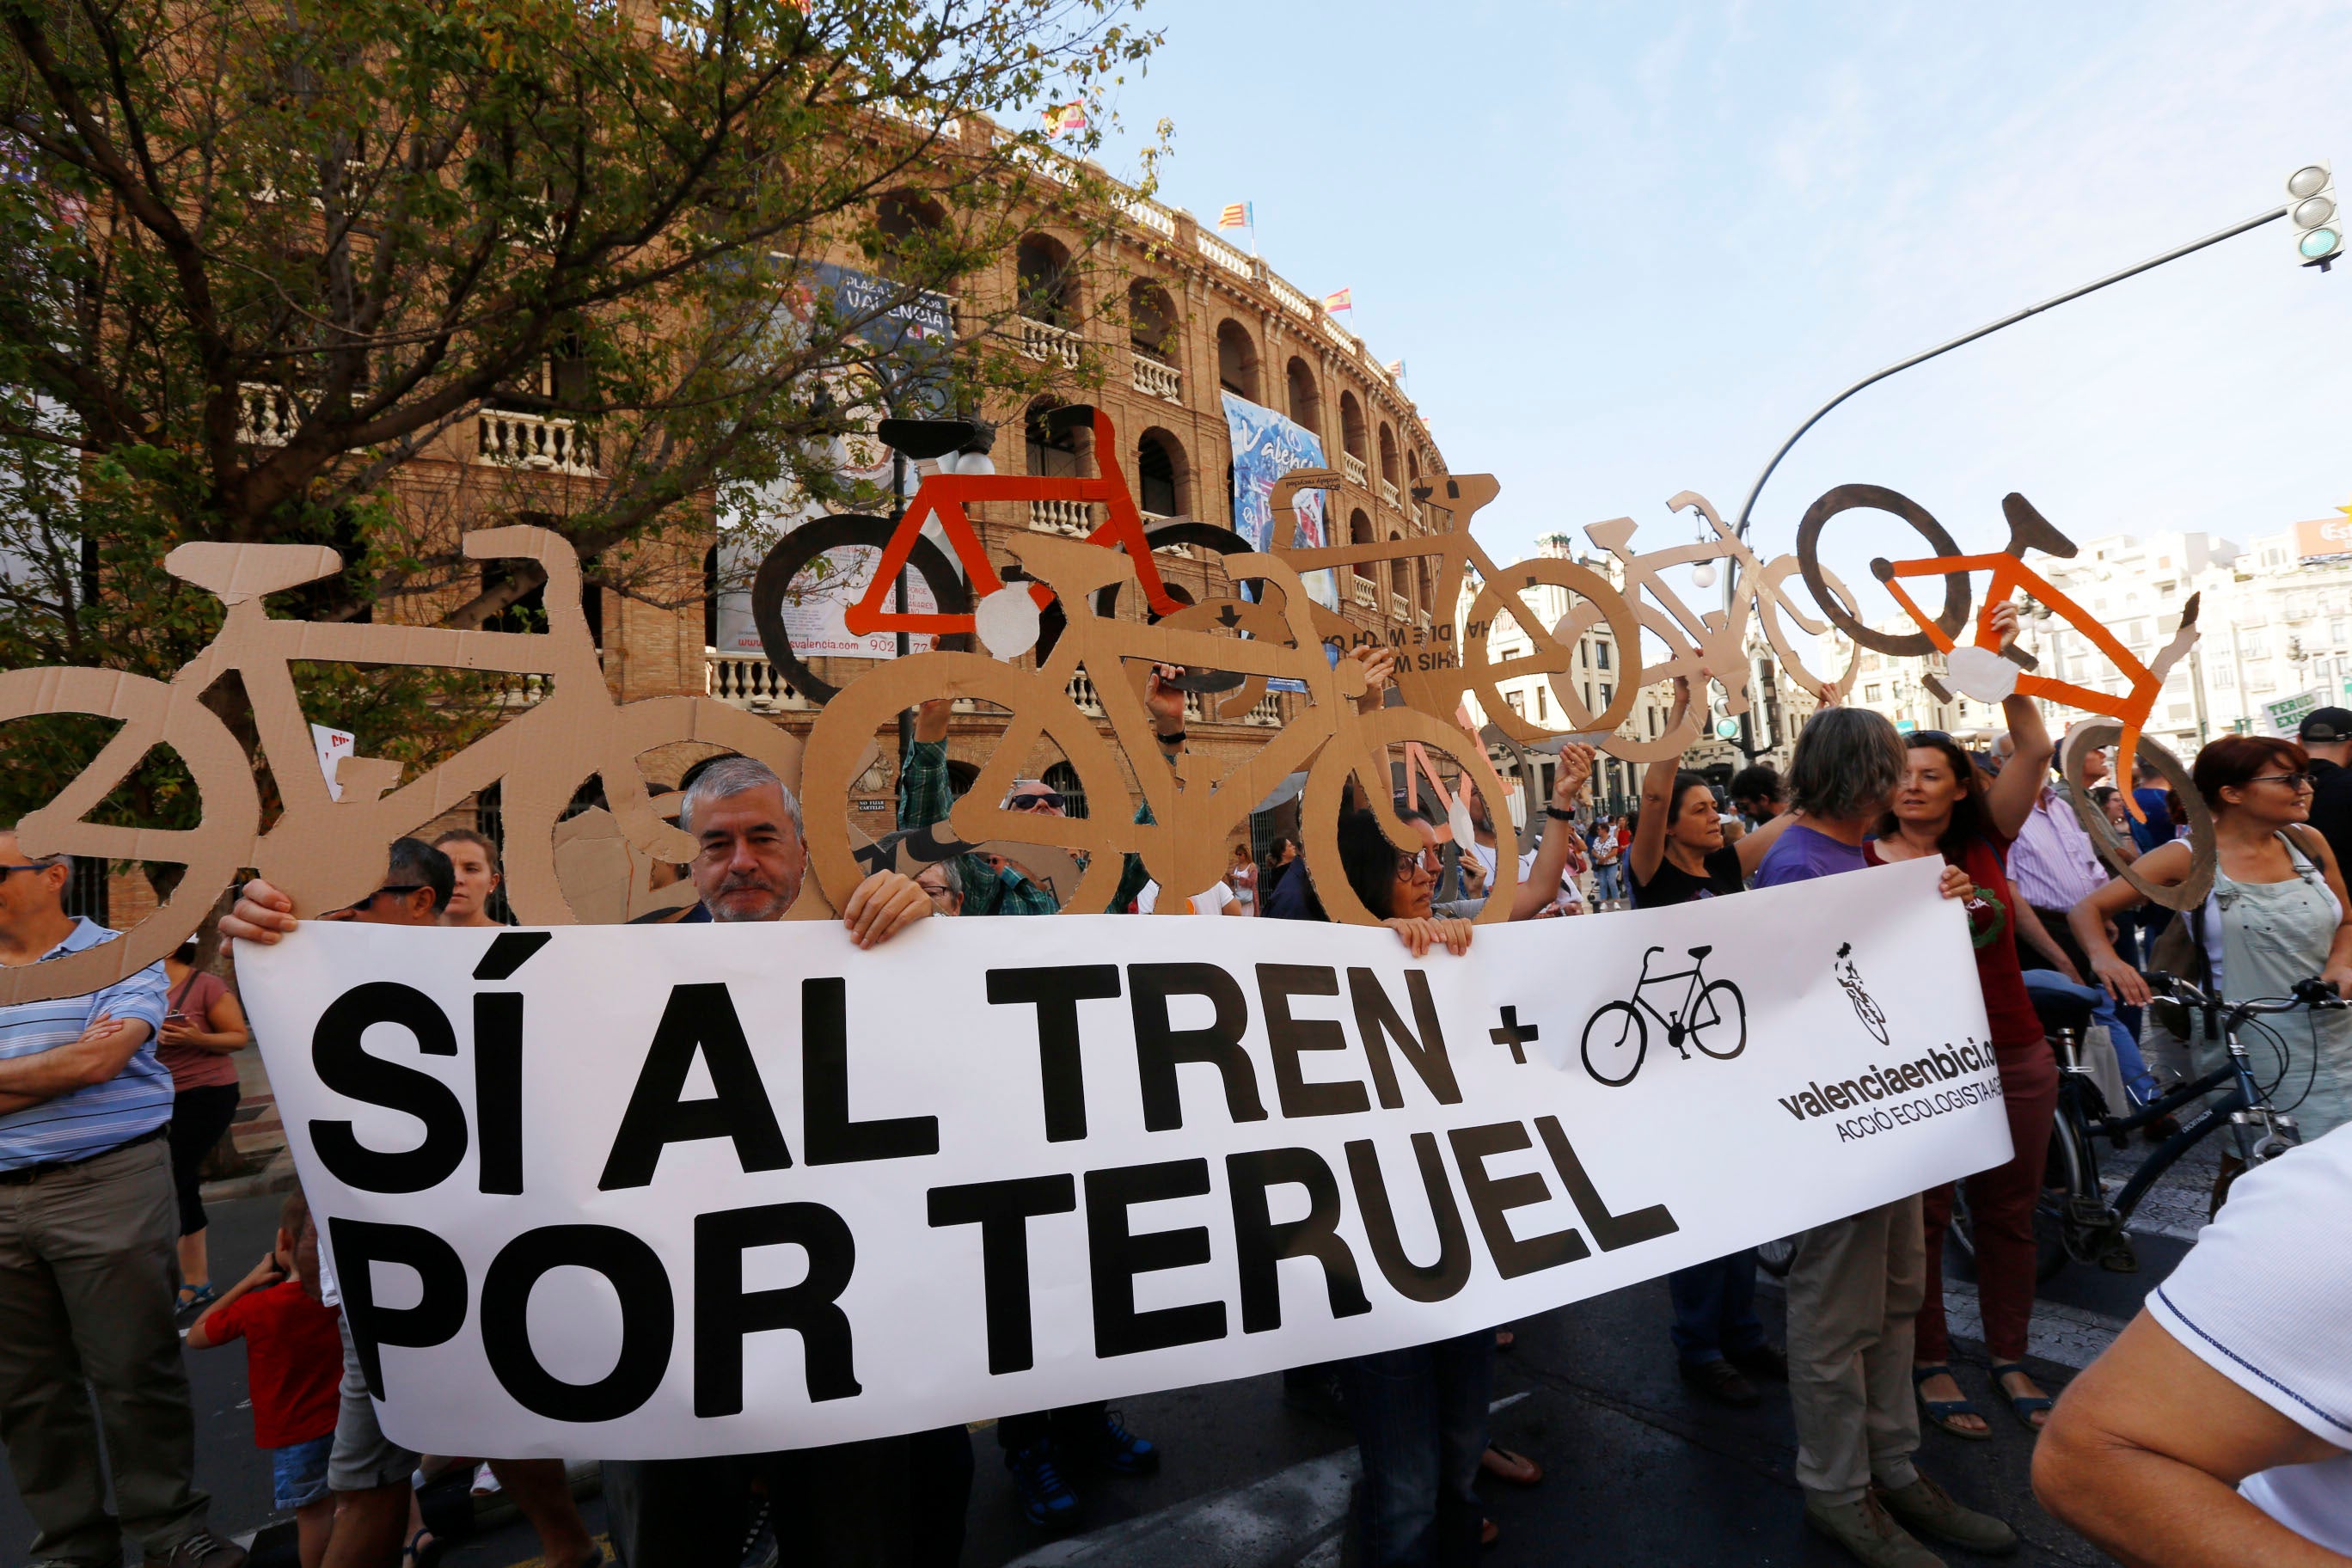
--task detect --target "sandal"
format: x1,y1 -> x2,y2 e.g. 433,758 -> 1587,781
1911,1364 -> 1990,1441
1988,1362 -> 2055,1431
401,1528 -> 441,1568
174,1283 -> 217,1320
1479,1444 -> 1542,1485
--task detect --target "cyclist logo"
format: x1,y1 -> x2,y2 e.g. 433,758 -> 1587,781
1579,943 -> 1749,1087
1834,942 -> 1890,1047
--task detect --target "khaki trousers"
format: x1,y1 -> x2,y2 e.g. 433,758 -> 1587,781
0,1135 -> 211,1564
1785,1193 -> 1925,1505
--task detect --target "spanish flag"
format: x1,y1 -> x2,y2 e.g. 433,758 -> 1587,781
1217,202 -> 1253,230
1043,102 -> 1087,137
1323,287 -> 1353,314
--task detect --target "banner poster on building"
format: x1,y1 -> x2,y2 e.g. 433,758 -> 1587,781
236,859 -> 2009,1459
712,260 -> 956,660
1222,390 -> 1341,613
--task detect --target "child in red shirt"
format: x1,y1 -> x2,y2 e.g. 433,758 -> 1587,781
188,1188 -> 343,1568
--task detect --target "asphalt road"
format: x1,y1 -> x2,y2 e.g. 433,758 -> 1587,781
0,1167 -> 2193,1568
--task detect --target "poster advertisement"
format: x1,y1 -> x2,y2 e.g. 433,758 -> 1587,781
1222,391 -> 1340,612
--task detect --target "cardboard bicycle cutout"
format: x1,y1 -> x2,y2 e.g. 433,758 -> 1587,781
1,389 -> 2216,981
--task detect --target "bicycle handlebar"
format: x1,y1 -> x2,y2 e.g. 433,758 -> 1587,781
2145,971 -> 2349,1029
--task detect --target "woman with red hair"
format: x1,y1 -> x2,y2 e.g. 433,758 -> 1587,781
2073,734 -> 2352,1140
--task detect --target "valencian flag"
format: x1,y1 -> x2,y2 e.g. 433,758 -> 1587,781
1217,202 -> 1253,230
1323,287 -> 1353,314
1043,102 -> 1087,137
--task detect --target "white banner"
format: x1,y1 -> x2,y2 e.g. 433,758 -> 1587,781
236,858 -> 2008,1459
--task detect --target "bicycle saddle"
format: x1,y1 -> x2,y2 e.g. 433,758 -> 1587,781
2021,971 -> 2098,1037
1410,474 -> 1498,521
2000,493 -> 2079,560
164,542 -> 342,603
1687,944 -> 1713,959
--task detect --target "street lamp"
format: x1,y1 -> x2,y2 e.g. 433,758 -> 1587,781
1721,174 -> 2324,608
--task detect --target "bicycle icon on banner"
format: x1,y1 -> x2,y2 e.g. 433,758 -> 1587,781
1579,943 -> 1749,1087
1834,942 -> 1890,1047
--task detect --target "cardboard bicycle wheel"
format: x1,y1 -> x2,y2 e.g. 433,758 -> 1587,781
1298,708 -> 1519,928
2060,724 -> 2215,914
1795,484 -> 1970,658
497,695 -> 809,925
0,666 -> 262,1004
1460,557 -> 1644,745
799,651 -> 1133,916
750,513 -> 972,704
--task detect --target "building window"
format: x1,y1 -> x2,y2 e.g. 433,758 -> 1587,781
1136,430 -> 1182,516
1506,690 -> 1526,718
1596,642 -> 1610,670
1216,320 -> 1259,402
1600,683 -> 1613,708
1534,686 -> 1548,720
1040,762 -> 1090,819
1865,683 -> 1883,702
1285,358 -> 1321,431
1016,234 -> 1075,327
1129,280 -> 1178,361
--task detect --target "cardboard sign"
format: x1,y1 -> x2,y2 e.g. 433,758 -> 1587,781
236,858 -> 2006,1458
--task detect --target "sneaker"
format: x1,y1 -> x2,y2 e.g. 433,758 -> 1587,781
1006,1442 -> 1081,1529
1090,1410 -> 1160,1476
1679,1357 -> 1761,1408
144,1530 -> 248,1568
1875,1476 -> 2018,1556
1803,1493 -> 1944,1568
470,1461 -> 503,1498
1726,1341 -> 1789,1381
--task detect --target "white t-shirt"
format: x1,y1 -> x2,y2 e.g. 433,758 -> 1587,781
2146,1124 -> 2352,1552
1467,841 -> 1582,913
1135,880 -> 1236,917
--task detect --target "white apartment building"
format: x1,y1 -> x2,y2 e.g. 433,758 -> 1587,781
1838,511 -> 2352,760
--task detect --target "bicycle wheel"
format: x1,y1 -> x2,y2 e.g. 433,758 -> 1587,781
1794,484 -> 1969,658
1092,518 -> 1270,707
750,513 -> 972,705
2037,1118 -> 2095,1283
495,695 -> 809,925
1849,990 -> 1890,1047
1089,518 -> 1257,622
1689,979 -> 1748,1060
799,651 -> 1133,916
1298,707 -> 1519,928
1580,1001 -> 1649,1087
2061,724 -> 2213,912
1462,557 -> 1645,743
1542,595 -> 1706,763
0,667 -> 260,1005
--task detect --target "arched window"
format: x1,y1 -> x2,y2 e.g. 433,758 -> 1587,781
1129,280 -> 1178,362
703,546 -> 720,648
876,190 -> 945,274
1216,320 -> 1259,402
1025,397 -> 1081,478
1017,234 -> 1075,327
1349,509 -> 1375,583
1388,533 -> 1409,601
1041,761 -> 1090,819
1378,422 -> 1400,487
1136,429 -> 1186,517
1415,556 -> 1432,615
1285,358 -> 1321,432
1338,391 -> 1367,460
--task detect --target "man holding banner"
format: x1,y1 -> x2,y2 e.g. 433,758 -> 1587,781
223,759 -> 936,1568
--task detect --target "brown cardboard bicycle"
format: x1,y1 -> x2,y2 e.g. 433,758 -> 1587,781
0,527 -> 801,1004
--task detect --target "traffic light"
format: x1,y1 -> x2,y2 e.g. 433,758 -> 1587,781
2288,162 -> 2341,269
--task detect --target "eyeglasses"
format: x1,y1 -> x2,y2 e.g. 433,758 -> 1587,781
2248,773 -> 2315,790
1392,851 -> 1439,882
0,865 -> 53,878
916,880 -> 959,905
1007,791 -> 1067,813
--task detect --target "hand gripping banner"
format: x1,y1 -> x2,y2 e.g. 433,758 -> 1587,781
235,858 -> 2008,1459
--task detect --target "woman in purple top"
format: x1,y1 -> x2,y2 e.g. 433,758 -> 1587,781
1751,707 -> 2018,1564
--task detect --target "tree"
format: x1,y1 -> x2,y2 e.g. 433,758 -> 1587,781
0,0 -> 1161,880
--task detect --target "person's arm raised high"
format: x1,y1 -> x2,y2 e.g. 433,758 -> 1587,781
1981,600 -> 2055,841
1628,675 -> 1697,890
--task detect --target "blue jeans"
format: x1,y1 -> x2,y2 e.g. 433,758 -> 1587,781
1340,1330 -> 1493,1568
1595,862 -> 1623,903
271,1433 -> 333,1511
1669,1249 -> 1766,1365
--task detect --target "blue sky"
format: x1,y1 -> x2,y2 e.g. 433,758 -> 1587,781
1088,2 -> 2352,598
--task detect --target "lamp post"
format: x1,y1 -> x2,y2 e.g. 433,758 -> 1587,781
1721,198 -> 2300,609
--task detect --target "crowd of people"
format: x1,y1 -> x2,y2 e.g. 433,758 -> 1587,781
0,622 -> 2348,1567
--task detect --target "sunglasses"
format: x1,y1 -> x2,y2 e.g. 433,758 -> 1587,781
2248,773 -> 2315,790
1007,791 -> 1068,813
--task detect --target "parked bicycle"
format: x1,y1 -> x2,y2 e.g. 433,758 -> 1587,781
1579,942 -> 1748,1087
1956,971 -> 2345,1283
750,407 -> 1250,702
0,528 -> 799,1005
798,530 -> 1517,925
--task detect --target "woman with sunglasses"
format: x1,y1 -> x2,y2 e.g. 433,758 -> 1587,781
1862,603 -> 2064,1441
2072,734 -> 2352,1141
